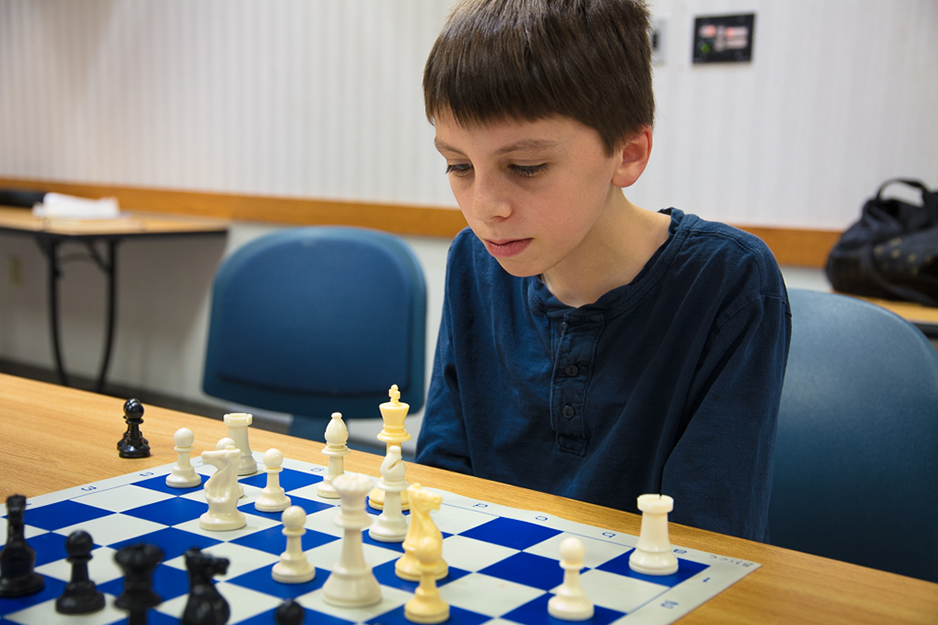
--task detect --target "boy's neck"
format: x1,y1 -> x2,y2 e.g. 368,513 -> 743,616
541,194 -> 671,308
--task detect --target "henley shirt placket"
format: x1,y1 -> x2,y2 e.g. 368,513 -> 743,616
550,315 -> 604,455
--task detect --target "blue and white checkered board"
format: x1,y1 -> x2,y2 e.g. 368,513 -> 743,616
0,455 -> 758,625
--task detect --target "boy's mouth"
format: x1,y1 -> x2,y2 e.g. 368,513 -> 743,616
484,238 -> 532,258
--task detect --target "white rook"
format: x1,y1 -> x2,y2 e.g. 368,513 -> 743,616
629,494 -> 678,576
224,412 -> 257,476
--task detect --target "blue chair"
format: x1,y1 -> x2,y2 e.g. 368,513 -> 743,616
770,289 -> 938,582
202,226 -> 427,443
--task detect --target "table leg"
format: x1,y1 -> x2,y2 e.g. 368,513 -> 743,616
38,236 -> 69,387
35,237 -> 119,392
95,239 -> 118,393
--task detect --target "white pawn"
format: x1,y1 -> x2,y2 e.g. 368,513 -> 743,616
322,473 -> 381,607
404,536 -> 449,624
317,413 -> 351,499
369,445 -> 409,542
166,428 -> 201,488
629,494 -> 679,575
548,537 -> 594,621
224,412 -> 258,476
255,449 -> 291,513
271,506 -> 316,584
217,437 -> 244,498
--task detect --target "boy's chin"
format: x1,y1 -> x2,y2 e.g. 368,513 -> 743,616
492,257 -> 541,279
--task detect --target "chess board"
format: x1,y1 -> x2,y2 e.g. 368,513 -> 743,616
0,456 -> 759,625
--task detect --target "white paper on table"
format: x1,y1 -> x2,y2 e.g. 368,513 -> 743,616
32,192 -> 120,219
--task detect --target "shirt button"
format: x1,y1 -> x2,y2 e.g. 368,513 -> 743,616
565,364 -> 579,377
561,405 -> 576,419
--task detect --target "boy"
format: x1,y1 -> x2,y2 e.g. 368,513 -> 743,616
415,0 -> 791,542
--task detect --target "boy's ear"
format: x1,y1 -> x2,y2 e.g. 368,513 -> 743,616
611,127 -> 652,188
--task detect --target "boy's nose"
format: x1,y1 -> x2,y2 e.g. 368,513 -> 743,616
470,175 -> 512,223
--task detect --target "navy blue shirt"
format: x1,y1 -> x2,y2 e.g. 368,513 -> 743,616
416,210 -> 792,541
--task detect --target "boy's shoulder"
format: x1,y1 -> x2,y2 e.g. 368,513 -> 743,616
670,210 -> 784,289
677,210 -> 772,256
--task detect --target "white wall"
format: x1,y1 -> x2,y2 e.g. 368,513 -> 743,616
0,0 -> 451,205
1,1 -> 935,227
0,1 -> 935,441
640,0 -> 938,229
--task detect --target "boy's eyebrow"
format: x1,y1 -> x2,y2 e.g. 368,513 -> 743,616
434,138 -> 561,156
493,138 -> 561,155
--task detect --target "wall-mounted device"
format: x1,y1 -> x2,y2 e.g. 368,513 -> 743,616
692,13 -> 755,64
649,16 -> 667,65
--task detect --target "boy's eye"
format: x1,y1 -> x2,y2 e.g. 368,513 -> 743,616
445,163 -> 473,177
510,163 -> 548,177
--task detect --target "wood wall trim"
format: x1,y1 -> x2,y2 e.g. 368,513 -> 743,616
0,177 -> 469,239
0,177 -> 841,267
733,225 -> 841,269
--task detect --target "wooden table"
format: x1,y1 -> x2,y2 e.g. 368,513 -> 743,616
1,373 -> 936,624
846,294 -> 938,338
0,207 -> 228,392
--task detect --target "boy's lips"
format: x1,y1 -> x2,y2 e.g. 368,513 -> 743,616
484,237 -> 532,258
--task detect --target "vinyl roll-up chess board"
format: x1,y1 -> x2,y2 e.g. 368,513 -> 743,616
0,456 -> 759,625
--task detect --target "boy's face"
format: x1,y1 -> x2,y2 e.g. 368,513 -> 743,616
434,113 -> 626,279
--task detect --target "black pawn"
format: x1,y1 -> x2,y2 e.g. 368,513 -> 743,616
114,543 -> 163,625
55,530 -> 105,614
276,599 -> 305,624
182,547 -> 230,625
118,398 -> 150,458
0,494 -> 44,598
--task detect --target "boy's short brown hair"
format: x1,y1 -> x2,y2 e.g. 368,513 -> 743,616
423,0 -> 654,155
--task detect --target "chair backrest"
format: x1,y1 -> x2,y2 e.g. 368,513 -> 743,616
203,226 -> 427,439
770,289 -> 938,582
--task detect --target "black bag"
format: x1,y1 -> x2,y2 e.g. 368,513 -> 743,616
826,179 -> 938,307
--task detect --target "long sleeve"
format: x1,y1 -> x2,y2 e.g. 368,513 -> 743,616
662,290 -> 791,541
416,244 -> 474,475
